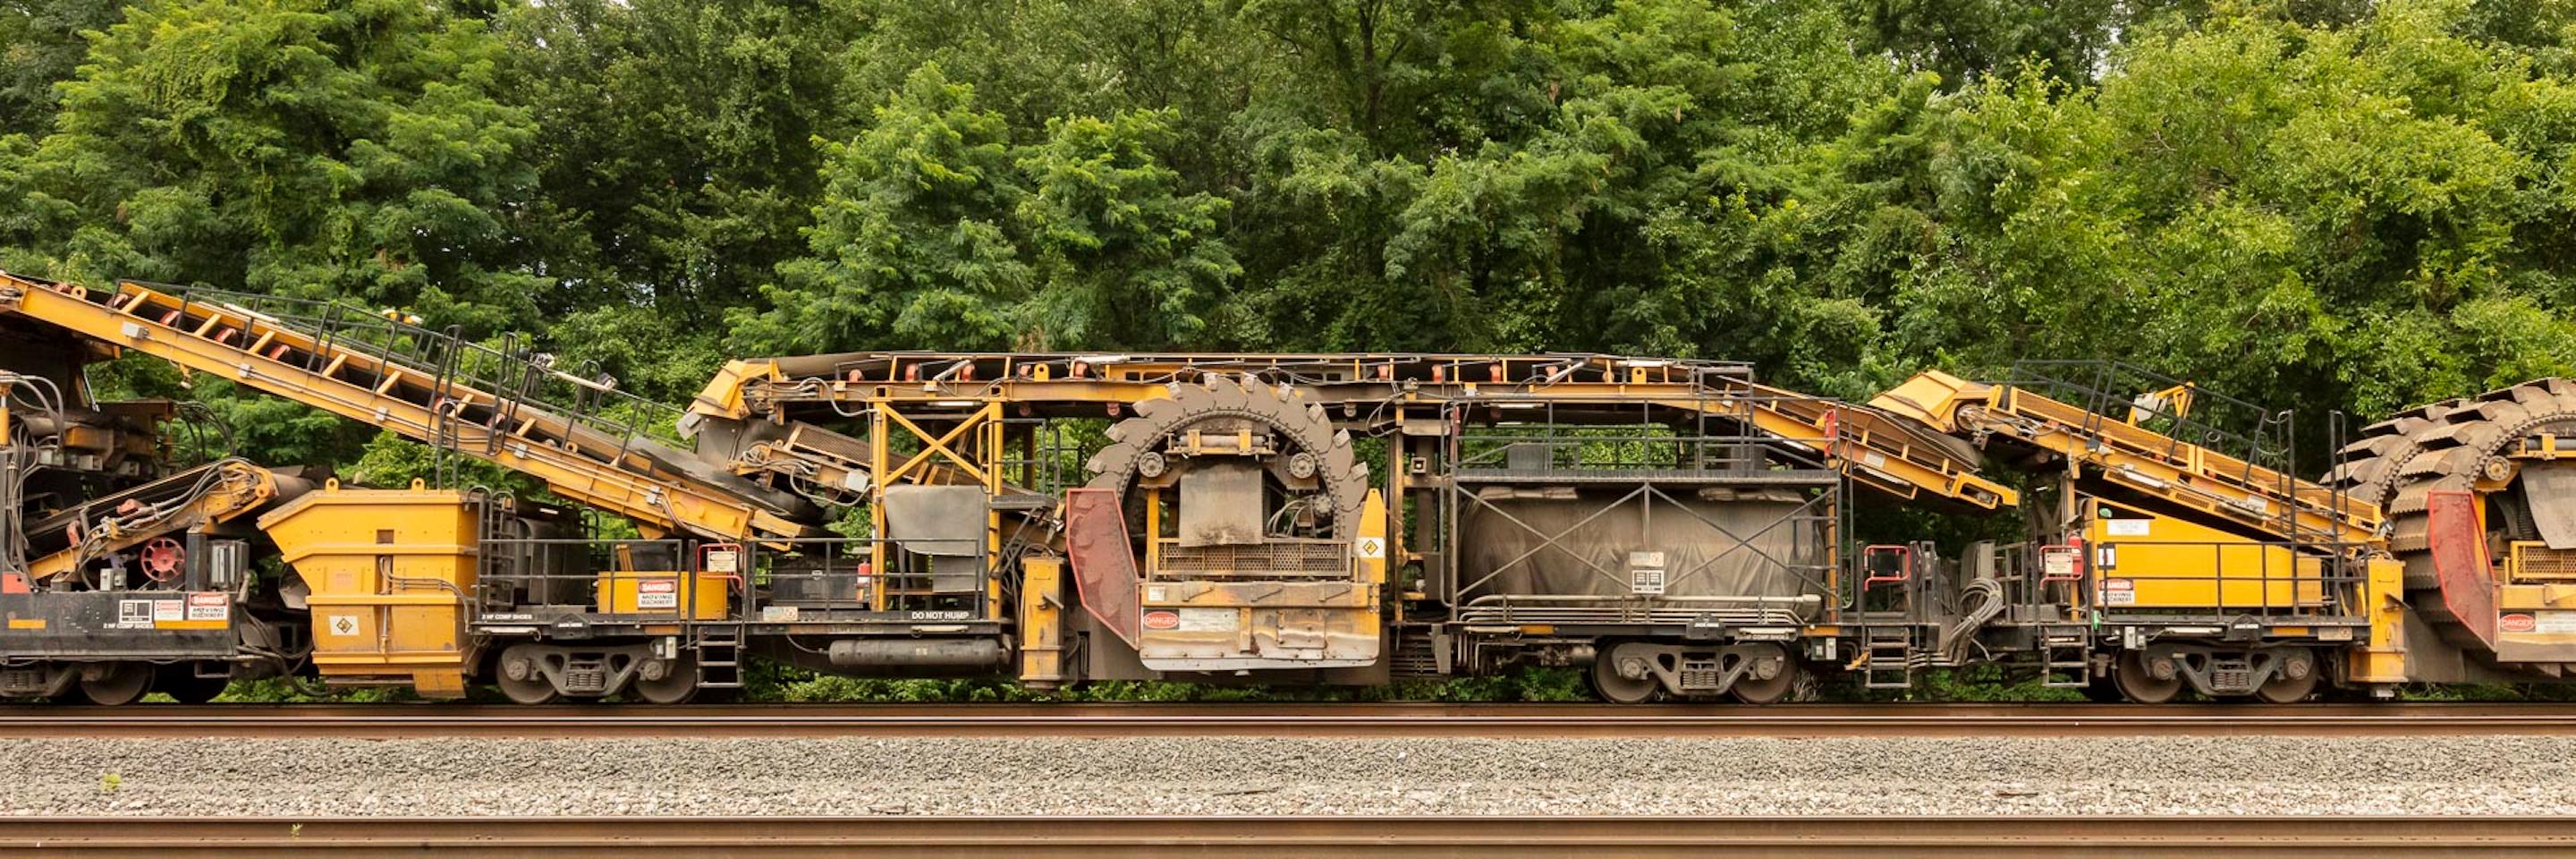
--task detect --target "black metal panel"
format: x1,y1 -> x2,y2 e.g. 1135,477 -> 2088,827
0,591 -> 235,659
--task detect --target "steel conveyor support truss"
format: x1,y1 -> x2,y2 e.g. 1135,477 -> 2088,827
1871,369 -> 2382,547
688,353 -> 2020,511
1708,378 -> 2015,509
0,274 -> 812,542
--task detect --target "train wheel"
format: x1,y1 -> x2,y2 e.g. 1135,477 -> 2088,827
2255,650 -> 2318,704
498,672 -> 559,705
2111,651 -> 2184,704
496,645 -> 561,705
1589,642 -> 1661,704
1727,645 -> 1801,705
79,663 -> 152,706
632,655 -> 699,705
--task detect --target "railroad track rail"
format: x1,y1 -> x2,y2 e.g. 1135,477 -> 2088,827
3,816 -> 2570,856
7,702 -> 2576,737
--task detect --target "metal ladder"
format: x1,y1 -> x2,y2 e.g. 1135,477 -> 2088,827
1860,625 -> 1916,689
1856,544 -> 1918,689
694,624 -> 744,689
2031,543 -> 2094,688
1388,630 -> 1443,679
2038,623 -> 2093,687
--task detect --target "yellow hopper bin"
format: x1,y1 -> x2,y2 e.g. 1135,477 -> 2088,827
257,480 -> 479,698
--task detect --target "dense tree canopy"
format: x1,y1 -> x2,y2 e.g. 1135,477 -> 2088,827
1,0 -> 2572,473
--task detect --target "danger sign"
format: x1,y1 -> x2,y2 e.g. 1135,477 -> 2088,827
637,579 -> 678,609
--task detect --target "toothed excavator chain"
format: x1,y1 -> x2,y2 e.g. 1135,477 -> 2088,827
2330,378 -> 2576,565
1082,375 -> 1368,540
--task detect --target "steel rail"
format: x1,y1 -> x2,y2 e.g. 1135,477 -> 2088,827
8,702 -> 2576,738
2,815 -> 2571,857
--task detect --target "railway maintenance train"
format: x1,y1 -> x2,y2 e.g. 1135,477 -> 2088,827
0,271 -> 2569,704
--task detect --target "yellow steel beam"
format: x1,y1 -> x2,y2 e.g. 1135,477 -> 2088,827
878,403 -> 996,486
2512,434 -> 2569,461
698,362 -> 2014,510
1872,370 -> 2382,548
1697,395 -> 2015,509
0,275 -> 804,542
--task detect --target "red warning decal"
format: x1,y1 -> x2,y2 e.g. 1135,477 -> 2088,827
1141,609 -> 1181,631
2500,613 -> 2538,634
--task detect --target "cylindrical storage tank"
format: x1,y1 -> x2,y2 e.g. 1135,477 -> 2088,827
826,638 -> 1010,675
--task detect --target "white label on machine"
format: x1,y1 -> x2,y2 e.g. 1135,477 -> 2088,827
1354,537 -> 1385,559
1631,568 -> 1668,596
2097,546 -> 2117,570
1630,551 -> 1668,595
704,550 -> 739,574
325,615 -> 360,636
2098,579 -> 2136,605
185,593 -> 228,622
2106,519 -> 2152,537
2537,612 -> 2576,634
152,600 -> 183,623
637,579 -> 679,609
760,606 -> 801,622
1175,608 -> 1238,632
2041,552 -> 2076,580
117,600 -> 151,629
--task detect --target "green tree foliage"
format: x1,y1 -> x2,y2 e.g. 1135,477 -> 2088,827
496,0 -> 860,398
1,0 -> 546,471
1843,0 -> 2205,87
0,0 -> 122,131
5,0 -> 542,331
0,0 -> 2571,475
739,64 -> 1237,353
1849,3 -> 2576,417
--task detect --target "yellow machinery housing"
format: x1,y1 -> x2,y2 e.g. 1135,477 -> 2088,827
258,480 -> 480,698
2079,499 -> 2326,610
595,569 -> 729,619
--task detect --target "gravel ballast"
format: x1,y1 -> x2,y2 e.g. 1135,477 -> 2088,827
4,735 -> 2569,816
